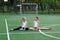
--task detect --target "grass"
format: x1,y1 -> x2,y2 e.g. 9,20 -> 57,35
0,13 -> 60,40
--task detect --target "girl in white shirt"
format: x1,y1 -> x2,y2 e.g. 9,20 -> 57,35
33,16 -> 39,30
29,16 -> 39,30
30,16 -> 51,30
10,17 -> 29,31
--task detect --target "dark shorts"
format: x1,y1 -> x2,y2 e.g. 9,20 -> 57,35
25,27 -> 29,30
34,27 -> 39,30
20,27 -> 29,30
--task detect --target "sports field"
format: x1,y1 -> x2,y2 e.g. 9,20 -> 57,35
0,13 -> 60,40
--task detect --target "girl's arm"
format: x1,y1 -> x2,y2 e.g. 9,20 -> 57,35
26,21 -> 27,27
20,20 -> 22,26
38,20 -> 40,27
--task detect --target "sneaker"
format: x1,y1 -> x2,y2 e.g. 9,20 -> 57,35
10,29 -> 14,31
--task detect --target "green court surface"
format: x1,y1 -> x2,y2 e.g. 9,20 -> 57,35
0,13 -> 60,40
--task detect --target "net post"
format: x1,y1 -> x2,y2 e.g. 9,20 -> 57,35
36,4 -> 38,16
20,4 -> 22,15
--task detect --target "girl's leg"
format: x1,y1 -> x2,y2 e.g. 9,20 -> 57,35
10,26 -> 22,31
40,28 -> 52,30
29,27 -> 39,30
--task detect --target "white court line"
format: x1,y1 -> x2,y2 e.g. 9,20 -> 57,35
5,19 -> 10,40
39,24 -> 60,40
0,32 -> 60,35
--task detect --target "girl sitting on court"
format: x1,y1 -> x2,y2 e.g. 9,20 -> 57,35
10,17 -> 29,31
29,16 -> 51,30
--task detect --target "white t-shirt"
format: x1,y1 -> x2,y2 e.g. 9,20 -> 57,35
34,21 -> 39,27
22,21 -> 27,28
